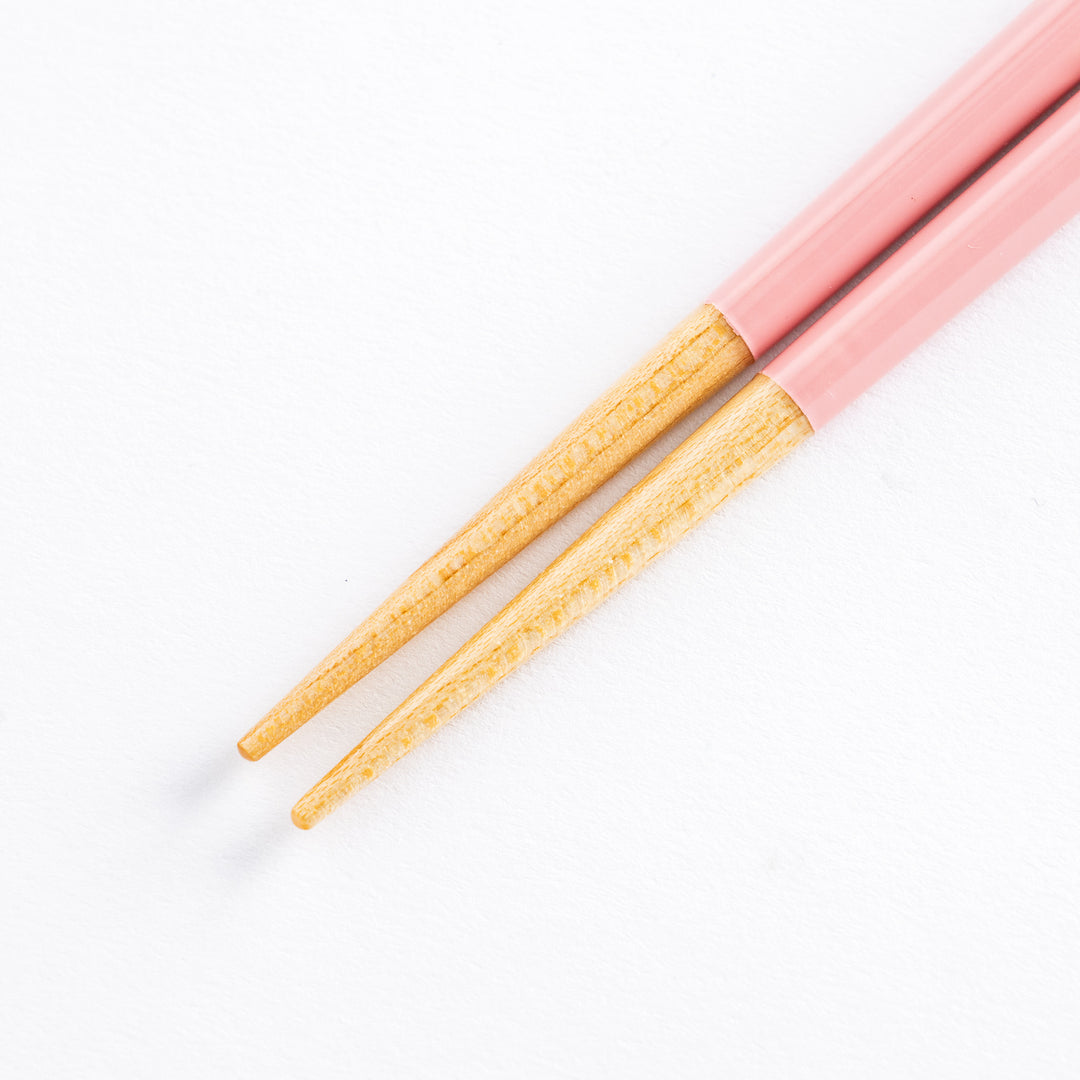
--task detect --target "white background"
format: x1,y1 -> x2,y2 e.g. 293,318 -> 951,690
2,1 -> 1079,1075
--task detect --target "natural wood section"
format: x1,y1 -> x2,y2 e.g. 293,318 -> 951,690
292,375 -> 813,827
239,305 -> 753,760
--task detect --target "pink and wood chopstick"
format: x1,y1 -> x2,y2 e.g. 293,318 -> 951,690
238,0 -> 1080,762
292,79 -> 1080,828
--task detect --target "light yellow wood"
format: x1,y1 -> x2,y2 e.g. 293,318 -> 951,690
239,304 -> 753,760
292,374 -> 813,827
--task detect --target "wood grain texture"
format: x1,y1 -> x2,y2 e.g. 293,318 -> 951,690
239,304 -> 753,759
292,374 -> 813,827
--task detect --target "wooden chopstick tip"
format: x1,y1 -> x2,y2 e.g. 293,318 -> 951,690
291,756 -> 376,829
237,700 -> 300,760
291,789 -> 335,830
236,735 -> 261,761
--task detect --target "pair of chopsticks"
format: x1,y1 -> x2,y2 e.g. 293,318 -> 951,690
239,0 -> 1080,828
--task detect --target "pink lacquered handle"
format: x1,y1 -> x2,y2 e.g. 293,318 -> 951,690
764,90 -> 1080,430
709,0 -> 1080,358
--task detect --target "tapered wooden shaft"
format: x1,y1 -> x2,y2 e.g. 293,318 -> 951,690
239,305 -> 753,760
292,374 -> 812,827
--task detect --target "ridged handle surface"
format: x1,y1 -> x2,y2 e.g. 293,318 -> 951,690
710,0 -> 1080,357
764,90 -> 1080,429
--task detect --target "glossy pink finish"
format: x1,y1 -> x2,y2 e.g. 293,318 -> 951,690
764,90 -> 1080,430
709,0 -> 1080,358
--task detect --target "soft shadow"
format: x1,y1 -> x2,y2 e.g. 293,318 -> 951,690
170,745 -> 239,807
213,815 -> 294,887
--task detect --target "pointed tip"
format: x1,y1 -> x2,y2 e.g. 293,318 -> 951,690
236,735 -> 262,761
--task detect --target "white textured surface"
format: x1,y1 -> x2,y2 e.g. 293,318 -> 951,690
2,1 -> 1079,1076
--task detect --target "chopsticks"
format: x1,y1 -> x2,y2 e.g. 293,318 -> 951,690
238,0 -> 1080,763
293,80 -> 1080,829
235,1 -> 1080,827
